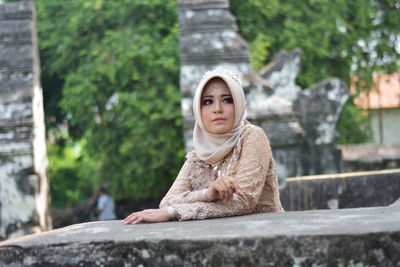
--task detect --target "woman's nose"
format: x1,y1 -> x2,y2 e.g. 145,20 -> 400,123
213,101 -> 223,113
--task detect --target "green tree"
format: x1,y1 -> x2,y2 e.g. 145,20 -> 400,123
230,0 -> 399,143
20,0 -> 399,207
47,138 -> 100,208
36,0 -> 185,203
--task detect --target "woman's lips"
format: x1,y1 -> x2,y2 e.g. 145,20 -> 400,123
212,118 -> 225,122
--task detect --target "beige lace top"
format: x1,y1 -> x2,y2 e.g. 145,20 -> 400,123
159,123 -> 284,221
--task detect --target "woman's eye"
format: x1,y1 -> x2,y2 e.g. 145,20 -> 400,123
202,99 -> 213,105
223,97 -> 234,104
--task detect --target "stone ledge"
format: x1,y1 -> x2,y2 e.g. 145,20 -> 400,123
280,169 -> 400,211
1,206 -> 399,266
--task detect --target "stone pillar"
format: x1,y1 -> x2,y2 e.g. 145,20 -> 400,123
0,1 -> 51,240
178,0 -> 252,151
296,79 -> 349,175
252,49 -> 305,179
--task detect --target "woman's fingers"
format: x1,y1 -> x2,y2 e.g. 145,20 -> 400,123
123,211 -> 145,224
122,213 -> 137,224
216,178 -> 232,203
124,213 -> 147,224
221,177 -> 241,202
131,216 -> 144,224
123,212 -> 136,223
207,176 -> 241,203
122,208 -> 170,224
222,179 -> 233,203
215,182 -> 226,201
230,179 -> 241,194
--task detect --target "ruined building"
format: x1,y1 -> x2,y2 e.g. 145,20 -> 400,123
178,0 -> 349,182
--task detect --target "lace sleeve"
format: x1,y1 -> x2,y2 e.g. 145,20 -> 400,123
159,154 -> 207,208
170,126 -> 274,221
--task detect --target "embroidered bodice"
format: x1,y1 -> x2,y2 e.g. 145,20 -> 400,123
159,124 -> 284,221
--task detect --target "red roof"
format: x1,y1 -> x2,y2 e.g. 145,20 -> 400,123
353,73 -> 400,109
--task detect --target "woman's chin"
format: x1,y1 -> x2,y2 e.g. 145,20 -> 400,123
208,126 -> 232,134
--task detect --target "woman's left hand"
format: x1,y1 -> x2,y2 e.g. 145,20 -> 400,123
205,175 -> 240,204
122,208 -> 170,224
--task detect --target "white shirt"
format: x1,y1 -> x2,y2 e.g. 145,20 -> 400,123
97,194 -> 116,220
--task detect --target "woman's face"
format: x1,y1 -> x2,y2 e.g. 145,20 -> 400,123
200,78 -> 235,134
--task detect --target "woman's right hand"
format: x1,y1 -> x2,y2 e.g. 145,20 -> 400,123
122,208 -> 170,224
205,176 -> 240,204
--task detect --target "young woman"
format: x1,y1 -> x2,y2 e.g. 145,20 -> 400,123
122,68 -> 283,224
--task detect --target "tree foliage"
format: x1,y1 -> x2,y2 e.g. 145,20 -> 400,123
31,0 -> 399,207
36,0 -> 185,203
230,0 -> 399,144
230,0 -> 399,87
47,139 -> 100,208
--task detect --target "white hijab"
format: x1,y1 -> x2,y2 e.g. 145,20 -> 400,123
192,69 -> 247,164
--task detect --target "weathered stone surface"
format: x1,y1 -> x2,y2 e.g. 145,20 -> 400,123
178,0 -> 249,66
280,169 -> 400,211
339,143 -> 400,172
260,48 -> 302,102
0,1 -> 51,241
1,206 -> 399,266
297,79 -> 349,146
178,0 -> 229,9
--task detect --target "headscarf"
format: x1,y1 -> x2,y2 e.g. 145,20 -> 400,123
192,68 -> 247,164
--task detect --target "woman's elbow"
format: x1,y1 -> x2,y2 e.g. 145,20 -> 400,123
235,194 -> 258,214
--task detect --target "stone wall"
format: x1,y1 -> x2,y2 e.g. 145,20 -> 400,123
178,0 -> 349,182
1,165 -> 399,265
0,1 -> 51,240
339,143 -> 400,172
280,169 -> 400,211
1,204 -> 399,266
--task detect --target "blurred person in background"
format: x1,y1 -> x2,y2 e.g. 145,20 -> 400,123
96,185 -> 116,221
